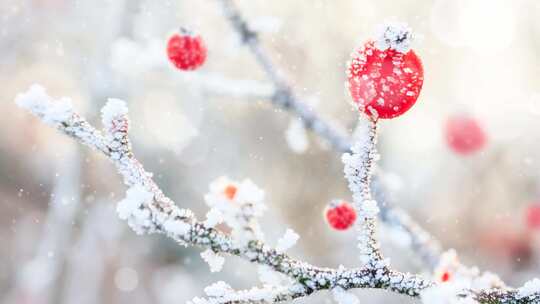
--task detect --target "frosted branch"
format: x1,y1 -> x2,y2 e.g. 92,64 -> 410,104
342,117 -> 383,265
16,85 -> 540,303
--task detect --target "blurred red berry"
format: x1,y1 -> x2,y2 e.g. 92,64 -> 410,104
440,271 -> 451,282
347,41 -> 424,119
526,204 -> 540,229
325,201 -> 357,231
167,29 -> 207,71
223,185 -> 237,200
445,115 -> 487,155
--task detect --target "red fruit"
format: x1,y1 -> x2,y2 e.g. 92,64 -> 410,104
167,29 -> 207,71
347,41 -> 424,119
526,204 -> 540,229
445,115 -> 486,155
325,201 -> 357,231
440,271 -> 451,282
223,185 -> 237,200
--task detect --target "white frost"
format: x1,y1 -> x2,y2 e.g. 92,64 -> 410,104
15,84 -> 73,125
116,185 -> 153,220
163,219 -> 191,236
275,229 -> 299,253
201,249 -> 225,273
518,278 -> 540,299
204,281 -> 233,297
374,22 -> 413,53
101,98 -> 128,130
204,208 -> 224,228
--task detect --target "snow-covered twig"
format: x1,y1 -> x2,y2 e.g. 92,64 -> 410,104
16,85 -> 540,303
342,117 -> 383,265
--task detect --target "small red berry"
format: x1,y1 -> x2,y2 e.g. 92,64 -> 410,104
445,115 -> 486,155
440,271 -> 451,282
223,185 -> 237,200
167,29 -> 207,71
325,201 -> 357,231
526,204 -> 540,229
347,23 -> 424,119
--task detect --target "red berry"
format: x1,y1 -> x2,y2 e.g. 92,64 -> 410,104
347,41 -> 424,119
223,185 -> 237,200
325,201 -> 357,231
440,271 -> 451,282
167,29 -> 207,71
445,115 -> 486,155
526,204 -> 540,229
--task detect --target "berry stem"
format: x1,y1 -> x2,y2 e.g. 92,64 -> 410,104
342,117 -> 384,266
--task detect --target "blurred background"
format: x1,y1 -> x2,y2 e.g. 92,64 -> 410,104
1,0 -> 540,303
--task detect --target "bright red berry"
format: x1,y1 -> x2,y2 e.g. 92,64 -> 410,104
167,29 -> 207,71
445,115 -> 487,155
526,204 -> 540,229
440,271 -> 451,282
347,24 -> 424,119
325,201 -> 357,231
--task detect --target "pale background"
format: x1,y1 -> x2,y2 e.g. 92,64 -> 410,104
1,0 -> 540,303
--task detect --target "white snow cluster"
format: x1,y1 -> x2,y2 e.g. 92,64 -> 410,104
200,249 -> 225,273
285,118 -> 309,154
332,287 -> 359,304
204,177 -> 266,246
163,219 -> 190,235
191,284 -> 301,304
15,84 -> 73,125
374,21 -> 413,53
517,278 -> 540,299
275,229 -> 299,253
204,208 -> 224,228
204,281 -> 233,297
116,185 -> 154,234
101,98 -> 128,130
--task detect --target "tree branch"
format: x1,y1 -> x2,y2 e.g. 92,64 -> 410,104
15,84 -> 540,303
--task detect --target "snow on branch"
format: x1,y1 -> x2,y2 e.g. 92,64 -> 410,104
342,117 -> 383,265
15,84 -> 540,303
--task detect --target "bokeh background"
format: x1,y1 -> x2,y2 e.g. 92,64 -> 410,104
1,0 -> 540,303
